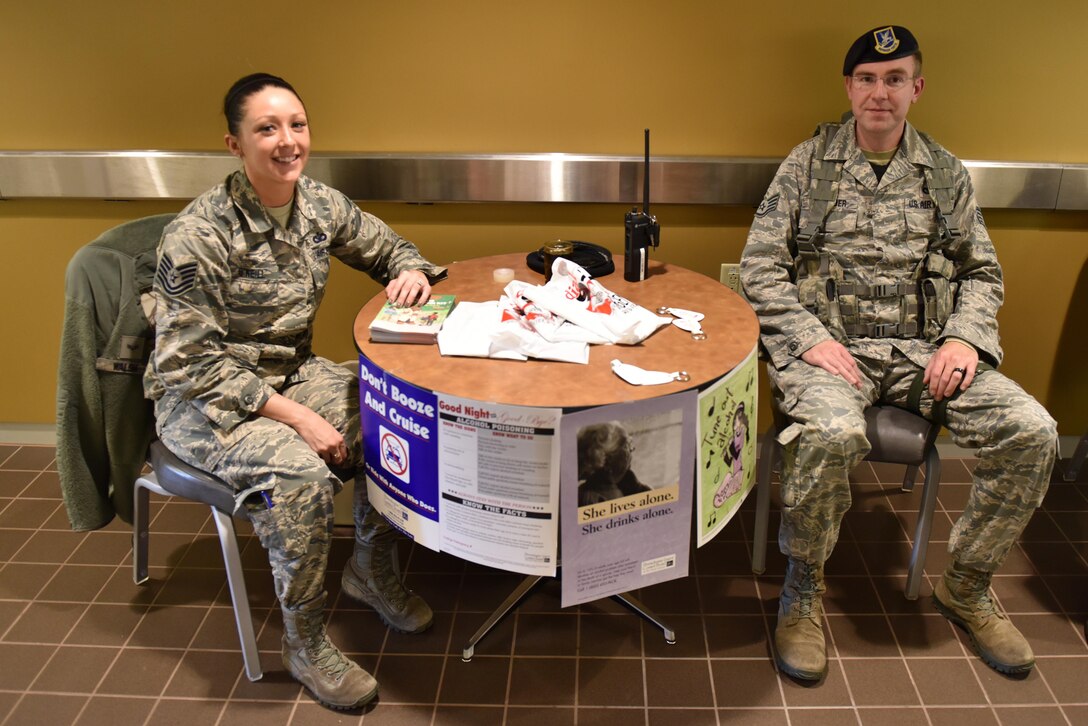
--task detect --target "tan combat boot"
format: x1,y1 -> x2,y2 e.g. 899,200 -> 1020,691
282,596 -> 378,710
341,539 -> 434,633
932,561 -> 1034,675
774,558 -> 828,681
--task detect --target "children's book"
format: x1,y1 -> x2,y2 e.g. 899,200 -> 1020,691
368,294 -> 456,344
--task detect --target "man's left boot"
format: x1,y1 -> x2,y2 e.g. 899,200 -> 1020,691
932,561 -> 1034,675
341,538 -> 434,633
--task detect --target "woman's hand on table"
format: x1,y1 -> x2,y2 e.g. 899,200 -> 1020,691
386,270 -> 431,307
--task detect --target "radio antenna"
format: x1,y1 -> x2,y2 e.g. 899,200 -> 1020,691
642,128 -> 651,216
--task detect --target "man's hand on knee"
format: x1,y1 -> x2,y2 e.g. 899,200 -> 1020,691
800,340 -> 862,389
923,340 -> 980,401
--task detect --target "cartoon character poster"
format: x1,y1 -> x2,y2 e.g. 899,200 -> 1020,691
696,345 -> 759,546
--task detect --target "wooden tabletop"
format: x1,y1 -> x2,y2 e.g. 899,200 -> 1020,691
354,253 -> 759,409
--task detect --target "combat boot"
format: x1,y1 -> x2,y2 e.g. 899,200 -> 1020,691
341,539 -> 433,633
774,558 -> 828,681
282,596 -> 378,710
932,561 -> 1034,675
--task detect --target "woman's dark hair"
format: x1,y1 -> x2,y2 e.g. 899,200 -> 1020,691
223,73 -> 304,135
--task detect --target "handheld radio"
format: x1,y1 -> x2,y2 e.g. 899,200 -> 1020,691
623,129 -> 661,282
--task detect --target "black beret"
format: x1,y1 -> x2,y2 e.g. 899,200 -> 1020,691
843,26 -> 919,75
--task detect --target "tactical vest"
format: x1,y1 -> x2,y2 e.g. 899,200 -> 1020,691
791,123 -> 960,344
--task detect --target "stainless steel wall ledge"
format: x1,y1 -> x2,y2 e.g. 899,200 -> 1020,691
1,150 -> 1086,210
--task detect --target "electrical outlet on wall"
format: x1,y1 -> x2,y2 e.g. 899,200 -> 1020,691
720,263 -> 741,293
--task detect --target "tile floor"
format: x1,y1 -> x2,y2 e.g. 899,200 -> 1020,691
0,443 -> 1085,726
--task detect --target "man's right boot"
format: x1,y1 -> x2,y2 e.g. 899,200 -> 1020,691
282,596 -> 378,710
774,558 -> 828,682
341,538 -> 434,633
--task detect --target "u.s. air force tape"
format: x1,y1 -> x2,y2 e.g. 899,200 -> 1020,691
155,253 -> 198,296
756,193 -> 780,218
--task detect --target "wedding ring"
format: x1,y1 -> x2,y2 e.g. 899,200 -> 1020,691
413,281 -> 424,287
952,367 -> 966,375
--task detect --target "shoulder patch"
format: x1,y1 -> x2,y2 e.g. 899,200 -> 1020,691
975,208 -> 986,228
155,254 -> 198,297
756,193 -> 780,218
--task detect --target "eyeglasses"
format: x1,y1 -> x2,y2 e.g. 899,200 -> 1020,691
850,73 -> 914,91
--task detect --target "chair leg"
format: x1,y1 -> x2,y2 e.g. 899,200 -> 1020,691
751,429 -> 777,575
132,476 -> 152,586
905,447 -> 941,600
901,464 -> 919,493
211,508 -> 263,681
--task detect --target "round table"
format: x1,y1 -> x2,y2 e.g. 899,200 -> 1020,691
354,252 -> 760,659
354,253 -> 759,405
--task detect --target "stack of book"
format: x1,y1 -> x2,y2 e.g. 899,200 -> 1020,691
368,294 -> 457,344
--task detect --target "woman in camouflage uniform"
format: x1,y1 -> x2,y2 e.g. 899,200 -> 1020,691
144,73 -> 445,710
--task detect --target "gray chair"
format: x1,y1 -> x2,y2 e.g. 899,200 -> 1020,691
751,402 -> 941,600
1062,433 -> 1087,481
133,441 -> 263,681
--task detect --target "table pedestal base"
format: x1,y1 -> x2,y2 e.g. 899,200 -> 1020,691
461,574 -> 677,661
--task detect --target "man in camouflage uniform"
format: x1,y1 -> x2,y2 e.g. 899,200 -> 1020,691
740,25 -> 1057,682
146,169 -> 445,708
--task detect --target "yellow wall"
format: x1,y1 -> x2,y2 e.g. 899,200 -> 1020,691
2,1 -> 1086,434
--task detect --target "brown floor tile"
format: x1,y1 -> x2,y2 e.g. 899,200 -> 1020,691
991,706 -> 1068,725
431,705 -> 504,725
786,707 -> 859,725
1036,656 -> 1088,703
98,647 -> 182,696
709,659 -> 782,708
3,693 -> 87,726
448,608 -> 514,658
698,575 -> 764,614
0,562 -> 56,599
990,575 -> 1063,613
0,600 -> 27,632
6,600 -> 86,644
1043,575 -> 1088,614
377,610 -> 452,655
645,658 -> 715,707
1020,512 -> 1072,542
163,649 -> 243,699
0,470 -> 36,497
154,568 -> 231,607
823,543 -> 872,577
514,612 -> 578,655
714,709 -> 789,725
69,531 -> 134,567
371,653 -> 444,703
907,658 -> 988,705
230,663 -> 304,701
30,644 -> 117,693
1063,706 -> 1088,725
0,498 -> 63,529
826,615 -> 902,658
969,660 -> 1057,705
704,614 -> 769,658
887,614 -> 963,657
0,445 -> 19,466
1021,541 -> 1088,576
145,697 -> 227,725
74,696 -> 157,726
507,656 -> 576,706
456,571 -> 531,612
635,575 -> 703,615
11,529 -> 87,564
844,510 -> 910,542
840,659 -> 920,706
637,614 -> 702,658
401,572 -> 461,613
823,576 -> 883,614
925,706 -> 999,726
578,657 -> 645,706
693,538 -> 756,576
0,642 -> 56,689
647,707 -> 720,725
218,700 -> 295,725
65,603 -> 148,647
36,564 -> 114,602
439,654 -> 509,704
577,612 -> 643,657
1048,511 -> 1088,542
505,706 -> 575,725
1042,484 -> 1088,511
1002,612 -> 1088,656
2,446 -> 57,471
22,471 -> 63,500
575,707 -> 646,725
129,605 -> 207,648
857,707 -> 929,725
96,566 -> 166,605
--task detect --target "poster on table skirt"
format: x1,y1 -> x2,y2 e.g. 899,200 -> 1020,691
359,355 -> 441,550
696,344 -> 759,547
436,397 -> 560,577
559,391 -> 696,608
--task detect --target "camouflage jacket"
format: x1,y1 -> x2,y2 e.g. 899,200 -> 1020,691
144,171 -> 446,432
740,119 -> 1003,371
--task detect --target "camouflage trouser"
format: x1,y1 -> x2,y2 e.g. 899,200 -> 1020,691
769,349 -> 1057,573
155,355 -> 393,610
